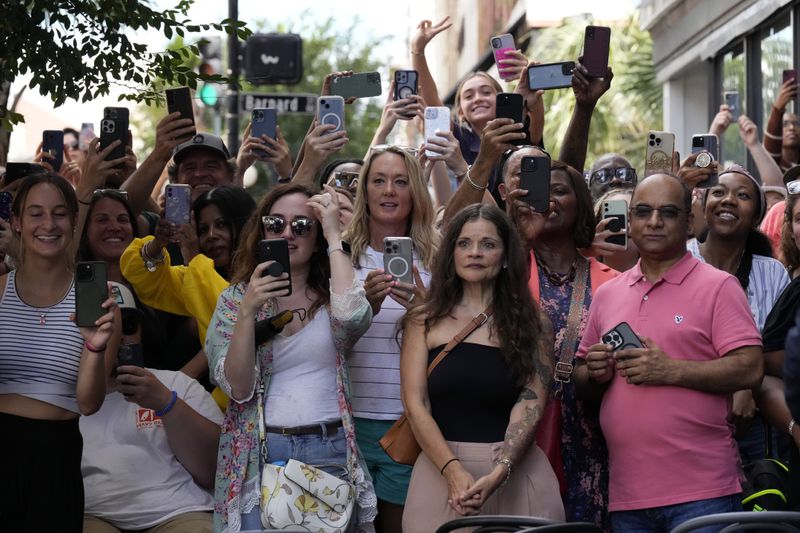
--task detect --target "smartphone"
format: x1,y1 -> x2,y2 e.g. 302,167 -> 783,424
75,261 -> 108,328
257,238 -> 292,295
527,61 -> 575,91
602,199 -> 627,248
724,91 -> 740,120
601,321 -> 644,351
583,25 -> 611,78
519,156 -> 551,213
251,108 -> 277,159
0,192 -> 12,221
490,33 -> 516,81
3,162 -> 45,184
117,343 -> 144,367
691,134 -> 719,189
644,130 -> 675,178
332,171 -> 359,189
165,87 -> 196,141
79,122 -> 95,151
495,93 -> 525,145
164,184 -> 192,225
384,237 -> 414,285
99,107 -> 130,163
317,96 -> 345,133
42,130 -> 64,171
424,107 -> 451,157
784,69 -> 798,84
394,70 -> 419,100
330,72 -> 382,99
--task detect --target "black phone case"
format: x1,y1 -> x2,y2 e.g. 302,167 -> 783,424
75,261 -> 108,328
100,107 -> 129,163
602,322 -> 643,351
495,93 -> 525,146
0,192 -> 13,221
117,344 -> 144,367
692,135 -> 719,189
394,70 -> 419,100
42,130 -> 64,171
257,239 -> 292,295
519,156 -> 550,213
166,87 -> 196,140
604,214 -> 626,247
583,26 -> 611,78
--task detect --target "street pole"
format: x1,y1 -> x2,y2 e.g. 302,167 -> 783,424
226,0 -> 239,154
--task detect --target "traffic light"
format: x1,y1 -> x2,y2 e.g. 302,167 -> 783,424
198,36 -> 222,106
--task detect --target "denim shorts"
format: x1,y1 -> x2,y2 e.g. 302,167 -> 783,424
240,423 -> 348,530
611,493 -> 742,533
355,417 -> 413,505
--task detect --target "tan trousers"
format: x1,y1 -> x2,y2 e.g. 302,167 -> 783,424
83,511 -> 213,533
402,441 -> 565,533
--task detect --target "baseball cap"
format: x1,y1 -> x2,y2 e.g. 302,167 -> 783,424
783,165 -> 800,186
108,282 -> 141,315
172,133 -> 231,165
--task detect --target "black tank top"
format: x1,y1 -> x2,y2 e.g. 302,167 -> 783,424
428,342 -> 521,442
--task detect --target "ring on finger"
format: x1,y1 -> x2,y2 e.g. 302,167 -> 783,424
408,293 -> 415,303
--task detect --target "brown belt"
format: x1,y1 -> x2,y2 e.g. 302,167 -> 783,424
265,421 -> 343,436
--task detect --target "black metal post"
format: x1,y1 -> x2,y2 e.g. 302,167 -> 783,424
226,0 -> 240,154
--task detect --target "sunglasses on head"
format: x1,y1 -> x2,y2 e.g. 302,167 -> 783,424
590,167 -> 637,185
787,179 -> 800,196
630,204 -> 685,220
370,144 -> 419,158
261,215 -> 315,236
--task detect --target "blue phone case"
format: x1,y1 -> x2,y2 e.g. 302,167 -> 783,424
317,96 -> 345,133
251,108 -> 277,158
165,184 -> 192,225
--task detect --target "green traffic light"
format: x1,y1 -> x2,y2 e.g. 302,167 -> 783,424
199,83 -> 219,106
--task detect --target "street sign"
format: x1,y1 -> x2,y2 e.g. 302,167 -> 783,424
240,93 -> 316,114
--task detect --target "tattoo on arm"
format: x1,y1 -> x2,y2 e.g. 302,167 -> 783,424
533,351 -> 553,392
499,402 -> 543,465
517,387 -> 538,401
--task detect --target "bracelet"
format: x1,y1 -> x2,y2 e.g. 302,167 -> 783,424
155,390 -> 178,417
140,241 -> 166,272
327,244 -> 345,256
496,458 -> 512,484
789,419 -> 796,435
465,168 -> 487,191
410,50 -> 424,56
85,340 -> 106,353
440,458 -> 459,475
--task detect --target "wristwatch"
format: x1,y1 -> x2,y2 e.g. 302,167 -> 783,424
327,240 -> 352,256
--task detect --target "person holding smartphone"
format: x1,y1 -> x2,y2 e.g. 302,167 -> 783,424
764,76 -> 800,173
206,183 -> 377,531
0,173 -> 118,532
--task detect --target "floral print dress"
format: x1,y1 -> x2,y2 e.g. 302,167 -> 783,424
206,278 -> 377,532
538,269 -> 610,531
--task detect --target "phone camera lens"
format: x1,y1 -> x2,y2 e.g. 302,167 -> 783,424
649,133 -> 655,140
492,38 -> 501,48
649,140 -> 655,146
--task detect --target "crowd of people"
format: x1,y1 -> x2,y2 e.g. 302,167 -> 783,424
4,13 -> 800,533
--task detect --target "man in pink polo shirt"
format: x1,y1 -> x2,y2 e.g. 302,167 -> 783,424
575,173 -> 763,532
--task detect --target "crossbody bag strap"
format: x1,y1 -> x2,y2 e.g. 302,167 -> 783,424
553,257 -> 589,399
426,307 -> 492,377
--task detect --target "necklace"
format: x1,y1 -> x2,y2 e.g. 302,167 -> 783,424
16,273 -> 73,326
536,255 -> 581,286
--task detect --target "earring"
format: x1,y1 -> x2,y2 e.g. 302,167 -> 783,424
14,227 -> 20,234
502,263 -> 508,269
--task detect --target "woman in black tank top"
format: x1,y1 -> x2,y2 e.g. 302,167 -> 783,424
399,204 -> 564,532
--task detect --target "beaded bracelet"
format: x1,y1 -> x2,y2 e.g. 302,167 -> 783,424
155,390 -> 178,417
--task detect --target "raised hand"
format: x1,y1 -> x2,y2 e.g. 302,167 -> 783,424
411,16 -> 453,54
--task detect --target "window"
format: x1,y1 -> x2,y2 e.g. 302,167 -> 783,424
719,42 -> 747,167
760,12 -> 793,120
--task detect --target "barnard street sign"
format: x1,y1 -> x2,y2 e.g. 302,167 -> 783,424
239,93 -> 316,114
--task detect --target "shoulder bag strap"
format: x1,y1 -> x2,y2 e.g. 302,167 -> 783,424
426,307 -> 492,377
553,257 -> 589,399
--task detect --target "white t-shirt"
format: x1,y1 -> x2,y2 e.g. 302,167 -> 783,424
349,246 -> 431,420
80,369 -> 224,530
264,307 -> 341,427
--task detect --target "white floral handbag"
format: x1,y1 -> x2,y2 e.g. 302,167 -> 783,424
260,459 -> 354,531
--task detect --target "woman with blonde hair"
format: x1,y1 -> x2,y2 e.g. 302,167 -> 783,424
343,145 -> 437,532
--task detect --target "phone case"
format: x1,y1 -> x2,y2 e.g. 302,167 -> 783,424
166,87 -> 196,141
490,34 -> 516,81
165,184 -> 192,225
519,156 -> 551,213
42,130 -> 64,171
75,261 -> 108,328
495,93 -> 525,145
692,134 -> 719,189
602,199 -> 627,248
424,107 -> 451,157
784,70 -> 798,84
724,92 -> 740,120
251,108 -> 277,158
79,122 -> 95,151
117,343 -> 144,367
100,107 -> 129,162
644,130 -> 675,178
394,70 -> 419,100
583,26 -> 611,78
527,62 -> 575,91
257,239 -> 292,295
0,192 -> 13,221
330,72 -> 382,99
318,96 -> 345,133
384,237 -> 414,285
333,171 -> 359,188
602,322 -> 643,351
4,163 -> 45,184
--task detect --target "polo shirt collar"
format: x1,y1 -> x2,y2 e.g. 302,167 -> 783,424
627,250 -> 697,286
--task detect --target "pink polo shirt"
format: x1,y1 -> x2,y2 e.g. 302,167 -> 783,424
576,251 -> 762,512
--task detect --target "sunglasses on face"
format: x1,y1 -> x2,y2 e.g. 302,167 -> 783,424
261,215 -> 315,236
787,179 -> 800,195
630,204 -> 685,220
590,167 -> 638,185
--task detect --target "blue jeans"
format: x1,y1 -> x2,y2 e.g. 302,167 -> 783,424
611,494 -> 742,533
240,423 -> 348,530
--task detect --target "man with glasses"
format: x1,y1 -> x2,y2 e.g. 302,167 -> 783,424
575,173 -> 763,531
587,153 -> 637,201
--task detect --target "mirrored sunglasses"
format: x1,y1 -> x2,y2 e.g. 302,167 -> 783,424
261,215 -> 315,236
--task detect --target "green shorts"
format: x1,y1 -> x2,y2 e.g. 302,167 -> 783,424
354,417 -> 413,505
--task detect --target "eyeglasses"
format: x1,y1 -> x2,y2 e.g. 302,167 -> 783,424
262,215 -> 315,236
784,120 -> 800,128
590,167 -> 638,185
370,144 -> 419,158
787,179 -> 800,195
93,188 -> 129,200
630,204 -> 686,220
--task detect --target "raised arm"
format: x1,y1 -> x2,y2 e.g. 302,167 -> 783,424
739,114 -> 784,188
371,81 -> 425,146
410,17 -> 452,109
763,79 -> 797,164
512,58 -> 545,147
292,122 -> 348,189
236,122 -> 293,185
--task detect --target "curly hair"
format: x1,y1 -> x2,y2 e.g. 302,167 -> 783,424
231,183 -> 330,318
781,195 -> 800,273
406,204 -> 550,386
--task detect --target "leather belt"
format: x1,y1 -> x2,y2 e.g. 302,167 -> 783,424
265,421 -> 343,436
